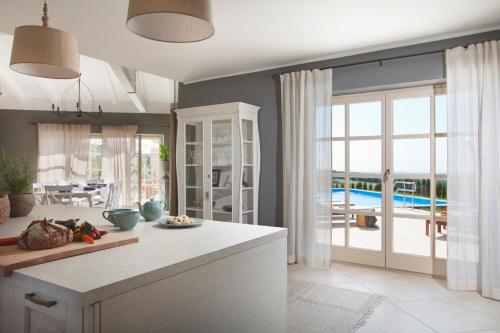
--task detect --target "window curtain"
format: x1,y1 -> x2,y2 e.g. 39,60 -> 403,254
37,124 -> 91,183
169,111 -> 178,215
280,68 -> 333,268
102,125 -> 138,207
446,40 -> 500,300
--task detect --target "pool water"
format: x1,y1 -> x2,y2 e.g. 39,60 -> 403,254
332,189 -> 447,207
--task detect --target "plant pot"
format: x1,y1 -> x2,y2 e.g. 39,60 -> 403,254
161,160 -> 169,180
0,194 -> 10,223
8,193 -> 35,217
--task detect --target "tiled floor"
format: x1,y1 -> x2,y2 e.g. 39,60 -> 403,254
288,263 -> 500,333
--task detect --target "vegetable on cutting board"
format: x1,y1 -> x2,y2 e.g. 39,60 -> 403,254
0,237 -> 18,246
0,219 -> 109,247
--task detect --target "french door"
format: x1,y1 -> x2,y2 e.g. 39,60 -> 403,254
331,86 -> 447,275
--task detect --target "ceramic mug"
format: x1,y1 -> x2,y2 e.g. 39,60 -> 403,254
102,209 -> 139,231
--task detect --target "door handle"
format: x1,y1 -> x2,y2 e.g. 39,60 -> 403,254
383,169 -> 391,183
25,293 -> 57,308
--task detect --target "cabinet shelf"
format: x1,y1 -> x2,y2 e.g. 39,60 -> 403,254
242,187 -> 253,190
186,186 -> 202,189
212,142 -> 232,146
213,187 -> 231,190
186,142 -> 202,145
186,207 -> 203,212
243,210 -> 253,215
213,164 -> 232,167
243,140 -> 253,144
213,210 -> 232,214
186,164 -> 203,167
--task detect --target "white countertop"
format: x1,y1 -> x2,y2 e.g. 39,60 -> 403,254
0,206 -> 286,306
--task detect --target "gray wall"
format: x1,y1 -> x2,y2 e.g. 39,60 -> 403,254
0,109 -> 170,176
179,29 -> 500,227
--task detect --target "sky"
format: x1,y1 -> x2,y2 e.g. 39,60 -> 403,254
332,95 -> 447,176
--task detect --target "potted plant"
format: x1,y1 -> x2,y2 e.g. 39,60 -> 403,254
160,143 -> 170,177
0,150 -> 35,217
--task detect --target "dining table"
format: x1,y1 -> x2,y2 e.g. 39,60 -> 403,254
38,184 -> 108,207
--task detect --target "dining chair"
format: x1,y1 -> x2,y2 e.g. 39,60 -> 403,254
104,182 -> 123,209
44,185 -> 74,206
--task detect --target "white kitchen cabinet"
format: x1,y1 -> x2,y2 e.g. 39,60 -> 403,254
176,102 -> 260,224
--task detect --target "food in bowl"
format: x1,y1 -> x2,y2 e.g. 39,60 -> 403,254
167,215 -> 193,225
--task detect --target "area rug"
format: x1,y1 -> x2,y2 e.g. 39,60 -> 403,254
288,278 -> 383,333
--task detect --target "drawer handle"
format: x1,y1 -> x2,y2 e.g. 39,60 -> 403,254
25,293 -> 57,308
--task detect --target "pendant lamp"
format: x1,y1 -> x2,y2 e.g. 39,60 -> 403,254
126,0 -> 214,43
10,1 -> 80,79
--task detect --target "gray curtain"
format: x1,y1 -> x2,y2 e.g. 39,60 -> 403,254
169,111 -> 178,215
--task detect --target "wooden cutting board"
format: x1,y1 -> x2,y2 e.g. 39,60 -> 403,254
0,232 -> 139,277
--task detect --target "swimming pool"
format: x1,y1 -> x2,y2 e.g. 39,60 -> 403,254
332,188 -> 447,207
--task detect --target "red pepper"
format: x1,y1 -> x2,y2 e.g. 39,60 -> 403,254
98,230 -> 108,236
0,237 -> 18,246
81,234 -> 94,244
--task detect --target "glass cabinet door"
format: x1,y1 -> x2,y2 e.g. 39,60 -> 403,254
242,119 -> 254,224
185,122 -> 204,218
211,119 -> 233,222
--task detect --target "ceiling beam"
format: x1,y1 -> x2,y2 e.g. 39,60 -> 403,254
108,63 -> 146,112
99,61 -> 118,106
33,78 -> 60,106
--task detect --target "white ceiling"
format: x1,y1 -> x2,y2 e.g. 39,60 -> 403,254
1,0 -> 500,83
0,34 -> 175,113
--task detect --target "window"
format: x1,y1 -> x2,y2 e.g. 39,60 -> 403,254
87,133 -> 164,201
88,135 -> 103,181
137,135 -> 163,202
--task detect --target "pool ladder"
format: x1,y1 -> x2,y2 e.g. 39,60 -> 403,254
393,181 -> 416,207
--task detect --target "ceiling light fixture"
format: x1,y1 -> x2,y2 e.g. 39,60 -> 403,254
52,75 -> 103,119
10,1 -> 80,79
126,0 -> 215,43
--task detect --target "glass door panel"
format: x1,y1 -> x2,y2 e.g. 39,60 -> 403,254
331,94 -> 385,267
185,122 -> 204,218
393,217 -> 431,256
333,87 -> 448,276
212,120 -> 232,222
242,119 -> 254,223
387,89 -> 436,274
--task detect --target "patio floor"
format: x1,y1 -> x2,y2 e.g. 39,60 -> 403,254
332,209 -> 447,258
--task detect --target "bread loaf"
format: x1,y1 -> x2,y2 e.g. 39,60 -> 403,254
18,219 -> 73,250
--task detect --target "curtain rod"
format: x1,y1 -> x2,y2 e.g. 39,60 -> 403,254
26,122 -> 170,128
272,38 -> 499,79
271,49 -> 444,79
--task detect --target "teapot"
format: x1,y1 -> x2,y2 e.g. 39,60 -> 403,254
137,199 -> 166,221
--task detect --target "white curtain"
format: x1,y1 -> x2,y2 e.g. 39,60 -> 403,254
102,125 -> 138,207
446,40 -> 500,300
280,69 -> 333,268
37,124 -> 91,183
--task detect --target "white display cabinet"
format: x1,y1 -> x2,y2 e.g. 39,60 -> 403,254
176,102 -> 260,224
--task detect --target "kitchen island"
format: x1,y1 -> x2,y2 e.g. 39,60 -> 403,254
0,206 -> 287,333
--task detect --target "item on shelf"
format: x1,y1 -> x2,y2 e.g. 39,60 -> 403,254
222,205 -> 232,212
212,169 -> 221,187
137,199 -> 166,221
0,194 -> 10,224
